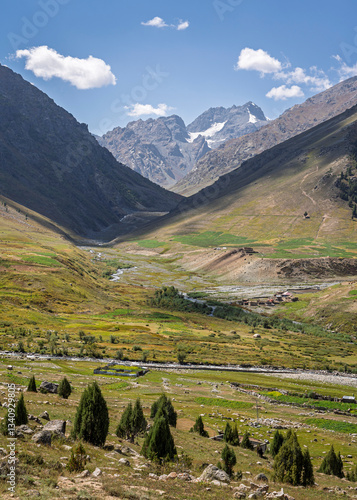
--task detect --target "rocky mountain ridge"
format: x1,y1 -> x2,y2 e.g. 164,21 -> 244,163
173,77 -> 357,195
97,103 -> 267,188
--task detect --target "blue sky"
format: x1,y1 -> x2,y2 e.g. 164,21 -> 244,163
2,0 -> 357,134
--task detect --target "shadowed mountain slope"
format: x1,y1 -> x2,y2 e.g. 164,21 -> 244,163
0,64 -> 181,239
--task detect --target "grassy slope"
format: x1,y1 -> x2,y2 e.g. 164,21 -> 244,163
132,109 -> 357,254
0,199 -> 356,372
0,357 -> 356,499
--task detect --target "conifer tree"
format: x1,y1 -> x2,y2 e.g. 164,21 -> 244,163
318,445 -> 344,478
150,394 -> 177,427
27,375 -> 37,393
273,430 -> 314,486
270,429 -> 284,457
221,444 -> 237,476
15,393 -> 28,426
131,398 -> 147,438
302,449 -> 315,486
192,415 -> 209,437
141,416 -> 176,463
66,442 -> 87,472
223,422 -> 240,446
116,399 -> 147,442
58,377 -> 72,399
241,430 -> 254,450
72,382 -> 109,446
116,402 -> 133,440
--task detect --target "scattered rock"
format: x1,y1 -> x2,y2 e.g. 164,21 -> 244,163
28,414 -> 41,424
39,411 -> 50,421
77,470 -> 90,478
39,381 -> 58,394
197,464 -> 230,484
16,425 -> 33,435
92,467 -> 102,477
149,473 -> 159,480
43,420 -> 66,436
32,430 -> 52,445
255,473 -> 268,482
233,493 -> 246,499
177,472 -> 193,481
167,472 -> 177,479
118,458 -> 130,466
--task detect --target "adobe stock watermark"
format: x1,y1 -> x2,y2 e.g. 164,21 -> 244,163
8,0 -> 71,51
94,64 -> 169,136
213,0 -> 244,21
5,383 -> 17,493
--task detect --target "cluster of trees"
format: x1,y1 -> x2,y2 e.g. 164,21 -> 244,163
116,399 -> 147,442
272,430 -> 314,486
150,286 -> 211,314
7,374 -> 356,489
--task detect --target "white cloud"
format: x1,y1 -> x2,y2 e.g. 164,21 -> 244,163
235,47 -> 282,74
177,20 -> 189,31
125,103 -> 173,117
141,17 -> 168,28
141,16 -> 189,30
336,61 -> 357,80
275,66 -> 331,92
15,46 -> 116,89
266,85 -> 304,101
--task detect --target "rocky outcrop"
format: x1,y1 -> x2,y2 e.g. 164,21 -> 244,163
197,464 -> 230,484
98,103 -> 267,188
43,420 -> 66,436
39,382 -> 58,394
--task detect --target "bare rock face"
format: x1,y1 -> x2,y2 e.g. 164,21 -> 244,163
175,76 -> 357,195
98,103 -> 267,188
197,464 -> 230,484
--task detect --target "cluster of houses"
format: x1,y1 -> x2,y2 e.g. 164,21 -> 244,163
233,291 -> 299,308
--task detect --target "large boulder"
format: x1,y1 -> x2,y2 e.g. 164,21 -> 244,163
39,381 -> 58,394
32,430 -> 52,445
43,420 -> 66,436
197,464 -> 230,484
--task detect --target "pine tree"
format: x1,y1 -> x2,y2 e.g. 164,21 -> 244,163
192,415 -> 209,437
302,449 -> 315,486
150,394 -> 177,427
72,382 -> 109,446
116,402 -> 133,440
15,393 -> 28,426
273,430 -> 310,486
241,431 -> 254,450
224,422 -> 239,446
318,445 -> 344,478
58,377 -> 72,399
27,375 -> 37,393
270,429 -> 284,457
131,398 -> 147,439
221,444 -> 237,476
141,416 -> 176,463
